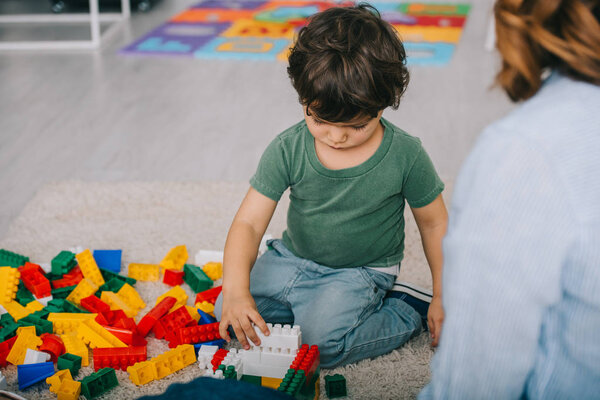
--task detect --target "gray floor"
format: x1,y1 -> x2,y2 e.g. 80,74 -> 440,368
0,0 -> 514,239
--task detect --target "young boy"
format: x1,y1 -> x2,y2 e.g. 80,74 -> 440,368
216,4 -> 447,368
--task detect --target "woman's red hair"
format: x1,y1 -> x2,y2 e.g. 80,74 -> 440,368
494,0 -> 600,101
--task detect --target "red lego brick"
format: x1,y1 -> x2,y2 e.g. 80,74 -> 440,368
95,313 -> 110,326
101,309 -> 128,326
114,317 -> 136,331
80,295 -> 111,313
0,336 -> 18,367
39,333 -> 66,363
137,296 -> 177,337
153,305 -> 195,341
163,269 -> 184,286
174,322 -> 221,348
51,266 -> 84,289
194,286 -> 222,305
92,345 -> 147,371
211,348 -> 229,371
19,262 -> 51,298
289,344 -> 320,385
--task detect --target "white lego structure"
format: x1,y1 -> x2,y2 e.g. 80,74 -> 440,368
198,323 -> 303,380
0,370 -> 6,390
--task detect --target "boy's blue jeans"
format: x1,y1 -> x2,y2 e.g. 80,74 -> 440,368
215,239 -> 422,368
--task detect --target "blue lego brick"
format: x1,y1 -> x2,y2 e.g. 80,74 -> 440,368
198,309 -> 217,325
18,361 -> 55,390
93,250 -> 122,273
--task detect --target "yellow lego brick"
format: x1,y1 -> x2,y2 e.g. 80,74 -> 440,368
128,263 -> 160,281
101,291 -> 136,318
202,262 -> 223,281
66,278 -> 98,305
186,306 -> 200,323
48,313 -> 97,335
155,285 -> 188,313
61,333 -> 89,366
127,360 -> 157,386
6,326 -> 42,365
3,300 -> 33,321
261,376 -> 283,389
151,344 -> 196,379
77,319 -> 126,349
57,379 -> 81,400
117,283 -> 146,313
47,369 -> 73,394
159,245 -> 188,272
75,249 -> 105,287
25,300 -> 44,313
0,267 -> 20,304
195,301 -> 215,317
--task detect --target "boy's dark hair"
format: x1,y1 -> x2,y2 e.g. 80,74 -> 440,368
287,3 -> 410,122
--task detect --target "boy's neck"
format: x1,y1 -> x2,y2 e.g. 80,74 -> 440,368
314,120 -> 385,170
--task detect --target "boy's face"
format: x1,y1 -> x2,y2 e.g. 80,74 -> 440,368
304,106 -> 384,151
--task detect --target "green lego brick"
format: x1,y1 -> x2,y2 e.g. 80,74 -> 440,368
99,268 -> 136,286
51,285 -> 77,299
16,282 -> 34,305
324,374 -> 346,398
241,374 -> 262,386
51,251 -> 76,275
183,264 -> 213,293
30,309 -> 50,320
58,353 -> 82,377
0,313 -> 16,325
80,368 -> 118,399
18,315 -> 53,335
0,249 -> 29,268
297,367 -> 320,400
224,365 -> 237,380
96,277 -> 125,297
0,321 -> 18,342
278,369 -> 306,397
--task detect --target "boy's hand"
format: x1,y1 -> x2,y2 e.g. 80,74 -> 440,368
428,296 -> 444,347
219,291 -> 270,350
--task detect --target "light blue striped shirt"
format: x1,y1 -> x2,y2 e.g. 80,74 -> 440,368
420,73 -> 600,399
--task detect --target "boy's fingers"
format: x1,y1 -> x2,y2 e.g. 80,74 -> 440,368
231,320 -> 249,349
240,319 -> 260,347
219,320 -> 231,342
249,310 -> 270,336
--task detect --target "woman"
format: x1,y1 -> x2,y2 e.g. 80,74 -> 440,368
421,0 -> 600,398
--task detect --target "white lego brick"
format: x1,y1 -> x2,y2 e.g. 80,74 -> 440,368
39,263 -> 52,274
253,323 -> 302,351
23,349 -> 51,365
242,362 -> 289,379
0,305 -> 6,316
0,371 -> 6,390
35,295 -> 53,306
238,347 -> 261,364
69,246 -> 85,254
204,369 -> 225,380
198,345 -> 219,356
194,250 -> 223,266
260,347 -> 297,367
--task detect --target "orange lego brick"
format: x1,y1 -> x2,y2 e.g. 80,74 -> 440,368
159,245 -> 188,272
0,266 -> 20,304
6,326 -> 42,365
75,249 -> 105,287
66,278 -> 99,305
127,263 -> 160,281
127,360 -> 156,386
76,319 -> 127,349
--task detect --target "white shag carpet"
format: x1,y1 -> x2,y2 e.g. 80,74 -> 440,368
0,181 -> 450,399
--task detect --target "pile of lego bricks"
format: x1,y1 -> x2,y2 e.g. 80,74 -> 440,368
0,246 -> 328,400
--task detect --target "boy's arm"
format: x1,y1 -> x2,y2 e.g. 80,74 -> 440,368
219,187 -> 278,350
410,194 -> 448,346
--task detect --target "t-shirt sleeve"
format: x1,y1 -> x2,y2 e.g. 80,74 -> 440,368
249,137 -> 291,201
402,145 -> 445,208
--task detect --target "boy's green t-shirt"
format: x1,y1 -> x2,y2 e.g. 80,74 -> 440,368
250,118 -> 444,269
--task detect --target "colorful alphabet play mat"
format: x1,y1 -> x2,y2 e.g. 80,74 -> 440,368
121,1 -> 470,65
